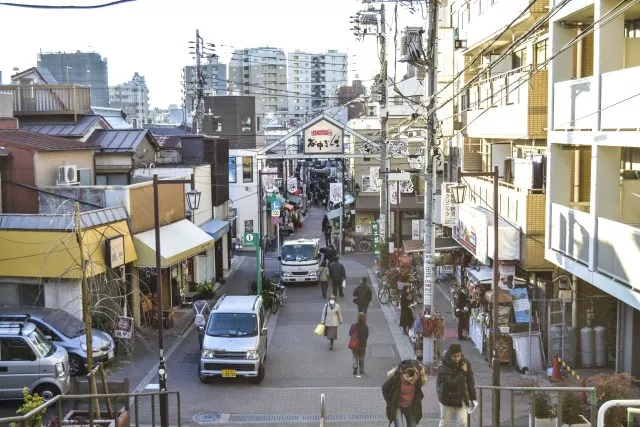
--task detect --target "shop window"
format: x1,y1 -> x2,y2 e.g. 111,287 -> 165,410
242,157 -> 253,183
229,157 -> 237,183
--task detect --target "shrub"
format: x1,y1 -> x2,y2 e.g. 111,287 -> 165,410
532,390 -> 556,419
196,280 -> 215,299
588,372 -> 638,426
11,388 -> 45,427
562,391 -> 586,424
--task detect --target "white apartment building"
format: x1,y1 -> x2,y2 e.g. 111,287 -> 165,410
109,72 -> 150,127
182,55 -> 227,120
228,47 -> 288,123
545,0 -> 640,377
287,50 -> 348,120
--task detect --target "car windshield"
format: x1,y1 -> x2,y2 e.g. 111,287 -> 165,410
43,310 -> 86,338
27,329 -> 54,357
282,244 -> 315,261
206,313 -> 257,337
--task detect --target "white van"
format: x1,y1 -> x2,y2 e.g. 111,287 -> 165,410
279,238 -> 320,284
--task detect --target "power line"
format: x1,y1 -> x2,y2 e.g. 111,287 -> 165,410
0,0 -> 134,8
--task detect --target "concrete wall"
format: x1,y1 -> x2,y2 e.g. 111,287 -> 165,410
44,279 -> 83,320
0,92 -> 13,117
34,150 -> 94,186
229,149 -> 258,241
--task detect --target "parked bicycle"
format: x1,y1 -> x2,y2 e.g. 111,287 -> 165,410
377,276 -> 392,304
269,283 -> 287,314
409,270 -> 424,304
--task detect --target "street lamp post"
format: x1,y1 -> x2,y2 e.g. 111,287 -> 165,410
153,173 -> 200,427
257,170 -> 283,295
452,166 -> 500,426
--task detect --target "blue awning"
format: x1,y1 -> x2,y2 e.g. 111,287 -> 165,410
200,219 -> 230,241
326,207 -> 343,220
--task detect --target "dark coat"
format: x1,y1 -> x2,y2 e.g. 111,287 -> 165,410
381,360 -> 426,424
436,350 -> 477,407
399,292 -> 414,328
329,261 -> 346,283
350,322 -> 369,347
352,284 -> 372,307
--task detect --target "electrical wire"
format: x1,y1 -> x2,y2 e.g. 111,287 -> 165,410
0,0 -> 134,8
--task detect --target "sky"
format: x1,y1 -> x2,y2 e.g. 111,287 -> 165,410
0,0 -> 427,109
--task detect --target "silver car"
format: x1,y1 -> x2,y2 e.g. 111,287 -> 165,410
0,320 -> 70,401
0,308 -> 115,376
198,295 -> 268,384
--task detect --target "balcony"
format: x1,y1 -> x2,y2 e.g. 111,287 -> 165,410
550,203 -> 591,265
597,218 -> 640,288
553,77 -> 597,131
601,66 -> 640,130
466,66 -> 547,138
0,84 -> 91,117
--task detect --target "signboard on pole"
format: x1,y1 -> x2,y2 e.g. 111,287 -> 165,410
372,220 -> 380,255
411,219 -> 424,240
114,316 -> 133,339
441,182 -> 459,226
271,200 -> 282,211
389,184 -> 401,205
271,209 -> 280,217
329,183 -> 343,204
272,217 -> 280,225
244,232 -> 257,248
303,119 -> 343,154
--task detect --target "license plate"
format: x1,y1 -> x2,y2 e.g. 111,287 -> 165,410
107,350 -> 114,360
221,369 -> 236,378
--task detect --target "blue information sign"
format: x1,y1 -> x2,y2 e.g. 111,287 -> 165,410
271,201 -> 282,210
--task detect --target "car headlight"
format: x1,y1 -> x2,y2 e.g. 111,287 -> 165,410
55,362 -> 66,377
202,349 -> 215,359
282,271 -> 292,276
307,271 -> 317,276
246,350 -> 259,360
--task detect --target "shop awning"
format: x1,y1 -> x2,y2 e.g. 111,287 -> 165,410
327,207 -> 343,220
283,203 -> 295,210
402,238 -> 462,253
200,219 -> 230,241
344,194 -> 356,205
133,219 -> 214,268
287,195 -> 302,205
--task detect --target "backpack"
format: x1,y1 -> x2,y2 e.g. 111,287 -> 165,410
194,302 -> 207,327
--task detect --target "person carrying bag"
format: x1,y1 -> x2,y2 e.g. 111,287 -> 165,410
348,313 -> 369,377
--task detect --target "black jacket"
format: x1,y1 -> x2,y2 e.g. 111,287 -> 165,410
381,360 -> 426,424
352,284 -> 372,307
436,350 -> 477,407
329,261 -> 346,283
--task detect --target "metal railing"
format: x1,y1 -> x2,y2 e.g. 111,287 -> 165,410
475,385 -> 597,427
0,390 -> 181,427
0,84 -> 92,116
319,392 -> 326,427
597,399 -> 640,426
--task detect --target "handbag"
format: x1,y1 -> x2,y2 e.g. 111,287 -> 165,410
342,279 -> 346,289
348,324 -> 359,350
314,324 -> 326,336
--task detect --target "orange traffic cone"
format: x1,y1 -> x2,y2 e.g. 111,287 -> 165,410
551,353 -> 562,382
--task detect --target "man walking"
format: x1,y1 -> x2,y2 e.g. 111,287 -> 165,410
436,343 -> 477,426
352,277 -> 373,314
328,256 -> 346,298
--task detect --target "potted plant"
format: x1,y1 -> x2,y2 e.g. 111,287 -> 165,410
530,390 -> 557,427
588,372 -> 638,426
11,388 -> 45,427
561,391 -> 590,426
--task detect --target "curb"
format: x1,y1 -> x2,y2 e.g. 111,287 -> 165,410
367,268 -> 416,361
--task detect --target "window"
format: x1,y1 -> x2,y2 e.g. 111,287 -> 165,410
241,116 -> 252,132
0,337 -> 36,361
96,174 -> 129,185
229,157 -> 237,183
394,97 -> 403,105
535,40 -> 547,66
206,313 -> 258,337
242,157 -> 253,183
512,49 -> 527,68
77,169 -> 91,185
245,219 -> 254,233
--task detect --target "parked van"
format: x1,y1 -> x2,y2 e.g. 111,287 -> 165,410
0,317 -> 70,401
198,295 -> 267,384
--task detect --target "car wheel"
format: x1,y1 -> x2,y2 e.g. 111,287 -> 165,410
249,363 -> 265,384
68,354 -> 86,376
33,383 -> 60,402
198,365 -> 212,384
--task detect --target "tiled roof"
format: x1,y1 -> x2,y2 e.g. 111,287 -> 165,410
145,125 -> 189,137
88,129 -> 158,152
0,207 -> 127,231
35,67 -> 58,84
0,129 -> 96,151
20,115 -> 105,137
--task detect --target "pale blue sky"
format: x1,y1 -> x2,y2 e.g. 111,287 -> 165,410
0,0 -> 425,108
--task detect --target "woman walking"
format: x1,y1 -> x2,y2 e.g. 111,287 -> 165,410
382,359 -> 427,427
400,285 -> 415,335
349,312 -> 369,377
320,295 -> 342,350
318,259 -> 331,298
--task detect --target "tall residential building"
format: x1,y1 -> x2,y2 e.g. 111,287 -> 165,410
545,0 -> 640,378
228,47 -> 287,123
109,72 -> 150,127
37,50 -> 109,107
337,77 -> 366,121
182,55 -> 227,120
287,50 -> 348,119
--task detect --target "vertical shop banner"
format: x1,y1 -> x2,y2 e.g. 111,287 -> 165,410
389,183 -> 401,205
372,220 -> 380,255
509,288 -> 531,323
498,263 -> 516,290
441,182 -> 459,226
287,177 -> 298,194
411,219 -> 424,240
329,183 -> 343,204
369,166 -> 380,190
261,168 -> 278,190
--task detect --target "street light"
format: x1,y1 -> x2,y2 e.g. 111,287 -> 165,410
257,169 -> 283,295
453,166 -> 500,426
153,173 -> 198,427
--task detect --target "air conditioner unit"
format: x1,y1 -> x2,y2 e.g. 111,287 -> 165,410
57,165 -> 79,186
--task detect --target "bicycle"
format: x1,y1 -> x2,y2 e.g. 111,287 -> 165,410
409,270 -> 424,304
358,237 -> 372,252
377,276 -> 391,304
269,283 -> 287,314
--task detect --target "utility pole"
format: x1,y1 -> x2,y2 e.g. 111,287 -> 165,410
422,0 -> 439,367
379,3 -> 389,244
194,29 -> 204,134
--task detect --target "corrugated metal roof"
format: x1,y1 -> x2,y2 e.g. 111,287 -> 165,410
0,207 -> 128,231
35,67 -> 58,84
20,115 -> 103,137
145,126 -> 189,137
103,117 -> 132,130
88,129 -> 156,152
0,129 -> 96,151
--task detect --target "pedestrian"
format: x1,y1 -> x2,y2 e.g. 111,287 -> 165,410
454,290 -> 470,340
324,225 -> 332,247
320,295 -> 342,350
193,294 -> 211,350
400,284 -> 415,335
436,343 -> 477,427
382,359 -> 427,427
329,256 -> 346,298
353,276 -> 373,314
318,259 -> 331,298
349,312 -> 369,377
325,244 -> 337,263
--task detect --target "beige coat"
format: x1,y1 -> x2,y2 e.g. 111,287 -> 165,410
321,303 -> 342,327
318,266 -> 331,282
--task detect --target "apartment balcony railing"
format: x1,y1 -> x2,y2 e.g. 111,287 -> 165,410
597,218 -> 640,288
601,66 -> 640,130
0,84 -> 91,118
553,76 -> 597,130
466,65 -> 547,138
